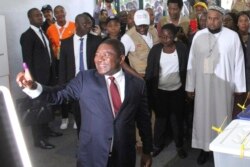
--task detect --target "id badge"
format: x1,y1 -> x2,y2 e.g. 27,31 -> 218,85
204,57 -> 214,74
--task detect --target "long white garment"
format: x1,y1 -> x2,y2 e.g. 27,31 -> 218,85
185,27 -> 246,151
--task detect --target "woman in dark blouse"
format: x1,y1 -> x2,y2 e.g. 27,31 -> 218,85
145,23 -> 188,158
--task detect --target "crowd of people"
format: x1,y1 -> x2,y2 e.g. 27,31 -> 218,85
17,0 -> 250,166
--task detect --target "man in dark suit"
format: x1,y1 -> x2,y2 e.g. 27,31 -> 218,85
20,8 -> 62,149
58,13 -> 102,132
17,39 -> 153,167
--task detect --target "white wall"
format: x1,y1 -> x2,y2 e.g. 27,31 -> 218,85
0,0 -> 95,100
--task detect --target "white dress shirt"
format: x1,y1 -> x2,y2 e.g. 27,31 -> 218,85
74,34 -> 88,75
105,69 -> 125,117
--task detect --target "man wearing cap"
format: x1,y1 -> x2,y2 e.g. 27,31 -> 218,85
121,9 -> 158,152
121,9 -> 159,78
41,4 -> 55,32
186,5 -> 246,165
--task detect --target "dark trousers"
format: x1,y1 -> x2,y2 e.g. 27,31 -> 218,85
61,102 -> 71,118
154,88 -> 185,149
31,123 -> 49,144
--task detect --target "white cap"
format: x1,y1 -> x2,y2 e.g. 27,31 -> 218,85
134,10 -> 150,26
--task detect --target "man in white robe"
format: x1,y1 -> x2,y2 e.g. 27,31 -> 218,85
185,5 -> 246,165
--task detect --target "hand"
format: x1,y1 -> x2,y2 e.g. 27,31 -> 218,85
16,71 -> 37,89
186,92 -> 195,102
92,25 -> 101,36
140,153 -> 152,167
247,92 -> 250,99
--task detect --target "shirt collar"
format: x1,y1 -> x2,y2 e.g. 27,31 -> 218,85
55,20 -> 69,29
74,33 -> 88,40
105,68 -> 124,81
30,25 -> 41,32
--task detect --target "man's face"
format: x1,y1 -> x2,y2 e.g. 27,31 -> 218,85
75,17 -> 92,36
42,10 -> 53,21
223,14 -> 234,30
54,6 -> 66,22
135,24 -> 149,35
207,10 -> 223,30
94,43 -> 124,75
29,9 -> 43,27
168,3 -> 181,20
199,14 -> 207,29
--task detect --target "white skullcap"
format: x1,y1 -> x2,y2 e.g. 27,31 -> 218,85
208,5 -> 225,15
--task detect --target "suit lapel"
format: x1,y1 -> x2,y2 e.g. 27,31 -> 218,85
29,28 -> 44,47
115,72 -> 133,119
94,72 -> 113,117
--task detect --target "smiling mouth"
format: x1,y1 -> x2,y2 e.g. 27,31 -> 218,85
98,64 -> 108,68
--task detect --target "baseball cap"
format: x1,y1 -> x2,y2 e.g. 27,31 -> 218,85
41,4 -> 52,12
134,10 -> 150,26
106,16 -> 120,24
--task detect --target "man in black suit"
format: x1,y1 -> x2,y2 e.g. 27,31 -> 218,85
58,13 -> 102,133
20,8 -> 62,149
17,39 -> 153,167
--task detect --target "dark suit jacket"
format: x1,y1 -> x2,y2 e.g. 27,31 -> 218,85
145,42 -> 188,110
42,70 -> 152,167
58,33 -> 102,85
20,28 -> 55,85
244,35 -> 250,91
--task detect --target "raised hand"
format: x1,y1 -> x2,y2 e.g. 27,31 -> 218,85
16,63 -> 36,89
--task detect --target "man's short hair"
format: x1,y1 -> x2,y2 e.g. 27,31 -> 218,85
54,5 -> 65,12
82,12 -> 95,27
102,39 -> 125,56
27,8 -> 39,18
167,0 -> 183,9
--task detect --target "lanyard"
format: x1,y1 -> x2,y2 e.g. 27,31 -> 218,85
208,32 -> 222,57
